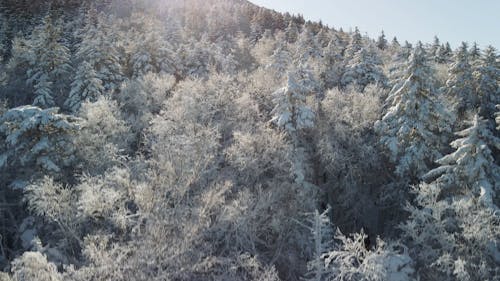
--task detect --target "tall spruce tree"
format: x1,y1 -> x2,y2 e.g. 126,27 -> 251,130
474,46 -> 499,121
375,42 -> 452,180
341,47 -> 386,91
444,42 -> 475,119
402,115 -> 500,280
376,30 -> 387,50
27,14 -> 71,108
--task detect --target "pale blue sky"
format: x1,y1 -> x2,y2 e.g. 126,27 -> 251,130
249,0 -> 500,49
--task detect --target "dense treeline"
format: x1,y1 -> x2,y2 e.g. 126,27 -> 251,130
0,1 -> 498,280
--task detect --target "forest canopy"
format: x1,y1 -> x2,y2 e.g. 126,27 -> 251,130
0,1 -> 498,280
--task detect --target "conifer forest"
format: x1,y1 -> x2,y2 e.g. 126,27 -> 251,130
0,1 -> 498,280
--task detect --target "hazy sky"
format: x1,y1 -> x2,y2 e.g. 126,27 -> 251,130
249,0 -> 500,49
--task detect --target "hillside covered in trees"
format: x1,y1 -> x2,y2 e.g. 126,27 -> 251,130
0,0 -> 499,280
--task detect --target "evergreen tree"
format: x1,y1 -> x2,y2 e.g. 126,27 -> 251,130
391,36 -> 400,49
402,115 -> 500,280
27,14 -> 72,108
388,41 -> 412,88
294,27 -> 322,63
424,114 -> 500,208
271,68 -> 315,133
0,106 -> 80,183
320,38 -> 343,89
474,46 -> 499,121
341,47 -> 386,91
75,12 -> 123,93
316,28 -> 331,48
469,42 -> 481,63
177,37 -> 211,78
271,66 -> 317,184
285,20 -> 299,43
444,42 -> 475,119
376,30 -> 387,50
64,61 -> 104,112
375,42 -> 452,180
436,42 -> 453,64
344,27 -> 363,61
430,35 -> 440,58
304,208 -> 333,281
127,13 -> 176,78
266,42 -> 292,78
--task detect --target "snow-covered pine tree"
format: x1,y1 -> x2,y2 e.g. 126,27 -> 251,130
330,32 -> 347,55
0,106 -> 80,183
401,41 -> 413,60
75,12 -> 123,93
444,42 -> 475,119
402,115 -> 500,280
271,68 -> 316,133
64,61 -> 104,112
469,42 -> 481,63
294,27 -> 322,63
127,13 -> 176,78
474,46 -> 499,121
316,28 -> 331,48
341,47 -> 386,91
423,114 -> 500,208
266,42 -> 292,78
304,208 -> 333,281
320,38 -> 343,89
177,36 -> 211,78
27,13 -> 71,108
376,30 -> 387,50
285,20 -> 299,43
391,37 -> 400,49
388,41 -> 412,88
435,42 -> 453,64
344,27 -> 363,61
271,66 -> 316,184
375,42 -> 453,180
430,36 -> 440,58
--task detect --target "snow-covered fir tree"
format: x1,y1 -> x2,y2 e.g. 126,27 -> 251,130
469,42 -> 481,63
285,20 -> 299,43
444,42 -> 475,119
74,12 -> 123,93
430,35 -> 440,58
294,27 -> 322,63
376,30 -> 387,50
375,42 -> 453,180
267,42 -> 292,78
320,38 -> 343,89
126,13 -> 176,78
391,37 -> 400,49
26,14 -> 71,108
0,106 -> 80,183
435,42 -> 453,64
271,66 -> 317,184
64,61 -> 104,112
271,68 -> 316,134
304,208 -> 333,281
341,47 -> 386,91
402,115 -> 500,280
473,46 -> 499,121
344,27 -> 363,61
423,114 -> 500,208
